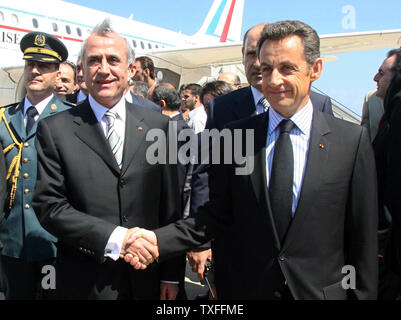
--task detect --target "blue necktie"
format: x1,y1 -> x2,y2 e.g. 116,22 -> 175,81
26,106 -> 38,135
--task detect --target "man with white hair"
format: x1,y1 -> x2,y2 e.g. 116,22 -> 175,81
32,20 -> 182,300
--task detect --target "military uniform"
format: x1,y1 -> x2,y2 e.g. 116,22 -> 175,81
0,31 -> 70,299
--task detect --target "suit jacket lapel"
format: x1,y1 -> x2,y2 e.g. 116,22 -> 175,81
232,87 -> 256,120
248,112 -> 282,249
281,110 -> 331,251
120,102 -> 147,176
73,100 -> 121,174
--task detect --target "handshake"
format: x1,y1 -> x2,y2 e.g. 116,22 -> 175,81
119,227 -> 159,270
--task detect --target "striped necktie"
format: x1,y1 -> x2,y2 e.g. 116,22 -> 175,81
258,97 -> 270,113
104,110 -> 123,169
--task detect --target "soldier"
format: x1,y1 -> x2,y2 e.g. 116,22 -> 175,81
0,31 -> 72,299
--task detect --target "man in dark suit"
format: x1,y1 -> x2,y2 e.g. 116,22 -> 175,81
372,49 -> 401,299
0,31 -> 72,300
32,20 -> 182,300
152,82 -> 192,299
187,23 -> 334,284
127,20 -> 378,300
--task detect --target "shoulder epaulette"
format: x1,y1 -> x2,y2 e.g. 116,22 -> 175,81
62,100 -> 76,108
1,102 -> 19,109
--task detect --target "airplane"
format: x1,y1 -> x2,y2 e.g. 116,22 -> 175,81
0,0 -> 244,103
1,0 -> 401,109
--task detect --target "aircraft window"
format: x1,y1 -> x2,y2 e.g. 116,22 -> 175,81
11,14 -> 19,25
132,40 -> 137,48
0,11 -> 4,23
32,18 -> 38,28
140,41 -> 144,49
66,25 -> 71,35
52,23 -> 58,32
148,43 -> 152,49
77,28 -> 82,37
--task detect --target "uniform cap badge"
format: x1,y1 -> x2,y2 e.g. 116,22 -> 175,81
34,34 -> 46,47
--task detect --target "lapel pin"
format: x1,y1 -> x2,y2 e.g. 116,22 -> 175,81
319,144 -> 325,149
51,104 -> 57,111
137,126 -> 143,131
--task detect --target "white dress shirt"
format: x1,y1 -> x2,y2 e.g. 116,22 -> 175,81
124,90 -> 133,103
77,90 -> 87,104
251,86 -> 268,115
23,94 -> 53,125
266,100 -> 313,216
169,111 -> 180,118
88,94 -> 129,261
188,105 -> 207,134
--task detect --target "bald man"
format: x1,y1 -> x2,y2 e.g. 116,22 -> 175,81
217,72 -> 242,90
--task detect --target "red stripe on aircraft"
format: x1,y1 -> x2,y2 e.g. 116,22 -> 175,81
0,25 -> 84,43
220,0 -> 236,42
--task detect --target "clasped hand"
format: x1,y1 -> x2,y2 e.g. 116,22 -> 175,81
120,227 -> 159,270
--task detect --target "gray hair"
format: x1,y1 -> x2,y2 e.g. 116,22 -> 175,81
257,20 -> 320,66
132,81 -> 150,98
80,19 -> 135,67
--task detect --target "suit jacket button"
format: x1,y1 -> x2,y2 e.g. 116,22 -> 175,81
23,173 -> 29,179
24,142 -> 29,147
120,179 -> 126,187
122,216 -> 128,222
24,189 -> 30,194
24,204 -> 30,209
274,291 -> 282,299
23,158 -> 29,163
279,256 -> 285,261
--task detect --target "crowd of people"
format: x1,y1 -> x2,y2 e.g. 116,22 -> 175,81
0,17 -> 400,300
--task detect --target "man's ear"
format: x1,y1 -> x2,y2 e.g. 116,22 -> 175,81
310,58 -> 323,83
195,94 -> 201,104
144,68 -> 151,78
54,70 -> 61,88
158,100 -> 166,110
128,62 -> 136,79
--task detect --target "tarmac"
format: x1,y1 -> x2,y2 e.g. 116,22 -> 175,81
184,259 -> 209,300
0,259 -> 209,300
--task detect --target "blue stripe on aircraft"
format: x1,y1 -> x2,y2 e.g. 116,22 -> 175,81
206,0 -> 227,37
0,5 -> 46,18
